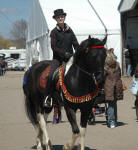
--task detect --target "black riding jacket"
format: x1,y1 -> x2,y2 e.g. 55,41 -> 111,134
50,23 -> 79,62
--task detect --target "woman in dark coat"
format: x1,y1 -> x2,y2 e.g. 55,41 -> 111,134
104,52 -> 123,128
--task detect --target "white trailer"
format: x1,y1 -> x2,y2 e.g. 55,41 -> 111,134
0,48 -> 26,70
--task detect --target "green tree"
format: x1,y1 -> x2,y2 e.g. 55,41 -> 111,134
0,34 -> 16,49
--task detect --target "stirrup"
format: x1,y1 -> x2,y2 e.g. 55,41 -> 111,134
44,96 -> 52,107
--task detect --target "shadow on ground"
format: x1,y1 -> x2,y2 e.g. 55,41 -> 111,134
32,145 -> 96,150
88,120 -> 127,127
47,120 -> 68,124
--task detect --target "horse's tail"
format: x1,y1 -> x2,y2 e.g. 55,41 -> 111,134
23,71 -> 38,126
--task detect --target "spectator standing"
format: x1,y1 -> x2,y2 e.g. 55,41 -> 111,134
131,64 -> 138,120
124,45 -> 132,76
53,103 -> 62,124
104,52 -> 124,128
108,48 -> 117,60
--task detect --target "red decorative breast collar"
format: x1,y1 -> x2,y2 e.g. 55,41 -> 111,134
58,65 -> 99,103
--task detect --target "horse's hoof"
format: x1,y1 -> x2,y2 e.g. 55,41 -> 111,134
77,144 -> 85,150
63,143 -> 72,150
77,144 -> 81,150
37,146 -> 43,150
46,140 -> 53,150
46,145 -> 51,150
36,140 -> 43,150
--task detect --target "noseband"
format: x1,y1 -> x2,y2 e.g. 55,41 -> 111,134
77,45 -> 105,86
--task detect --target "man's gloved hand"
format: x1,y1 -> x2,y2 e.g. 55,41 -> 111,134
65,52 -> 72,59
65,52 -> 72,60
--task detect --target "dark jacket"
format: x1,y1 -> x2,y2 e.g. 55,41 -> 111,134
125,49 -> 131,64
134,64 -> 138,78
50,23 -> 79,62
104,58 -> 123,101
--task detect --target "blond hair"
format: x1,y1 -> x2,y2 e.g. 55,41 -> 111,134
32,58 -> 38,65
105,50 -> 115,64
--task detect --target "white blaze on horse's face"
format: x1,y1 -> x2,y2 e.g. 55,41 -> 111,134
65,56 -> 74,76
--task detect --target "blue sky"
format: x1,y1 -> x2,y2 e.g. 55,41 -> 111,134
0,0 -> 32,38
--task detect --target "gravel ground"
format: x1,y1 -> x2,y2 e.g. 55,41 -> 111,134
0,71 -> 138,150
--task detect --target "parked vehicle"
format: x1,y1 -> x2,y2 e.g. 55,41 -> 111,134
0,48 -> 26,71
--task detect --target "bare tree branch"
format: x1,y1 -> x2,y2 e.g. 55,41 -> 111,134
10,19 -> 27,48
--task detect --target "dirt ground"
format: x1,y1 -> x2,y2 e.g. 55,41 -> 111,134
0,71 -> 138,150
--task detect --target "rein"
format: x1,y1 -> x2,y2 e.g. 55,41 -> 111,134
74,64 -> 98,85
58,65 -> 99,103
75,64 -> 92,76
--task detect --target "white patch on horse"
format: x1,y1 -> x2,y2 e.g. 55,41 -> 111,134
60,91 -> 64,102
37,113 -> 52,150
79,126 -> 86,150
44,96 -> 52,107
65,56 -> 74,76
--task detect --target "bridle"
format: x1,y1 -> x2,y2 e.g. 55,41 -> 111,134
90,45 -> 104,49
75,45 -> 105,87
78,45 -> 105,75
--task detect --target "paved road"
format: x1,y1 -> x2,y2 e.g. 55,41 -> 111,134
0,71 -> 138,150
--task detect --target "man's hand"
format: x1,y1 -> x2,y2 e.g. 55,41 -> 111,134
65,52 -> 72,59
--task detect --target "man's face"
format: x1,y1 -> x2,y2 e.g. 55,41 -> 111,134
55,15 -> 65,24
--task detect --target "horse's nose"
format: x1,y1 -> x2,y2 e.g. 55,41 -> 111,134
95,71 -> 104,88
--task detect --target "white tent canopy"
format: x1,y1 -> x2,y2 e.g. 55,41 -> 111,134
26,0 -> 121,67
118,0 -> 137,12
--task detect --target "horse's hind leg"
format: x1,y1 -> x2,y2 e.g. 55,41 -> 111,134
63,107 -> 80,150
35,125 -> 43,150
37,113 -> 52,150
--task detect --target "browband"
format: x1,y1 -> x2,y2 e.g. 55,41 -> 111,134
90,46 -> 104,49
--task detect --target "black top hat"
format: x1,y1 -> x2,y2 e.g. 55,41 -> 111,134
53,9 -> 66,19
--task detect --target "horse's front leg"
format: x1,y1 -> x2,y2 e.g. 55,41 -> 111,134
63,106 -> 80,150
37,113 -> 52,150
77,127 -> 86,150
77,108 -> 90,150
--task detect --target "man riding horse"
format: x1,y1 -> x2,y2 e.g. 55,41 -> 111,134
44,9 -> 79,107
23,7 -> 107,150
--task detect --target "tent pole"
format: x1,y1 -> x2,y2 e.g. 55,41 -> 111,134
87,0 -> 107,35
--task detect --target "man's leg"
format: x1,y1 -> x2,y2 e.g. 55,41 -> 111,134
44,59 -> 60,107
127,64 -> 131,76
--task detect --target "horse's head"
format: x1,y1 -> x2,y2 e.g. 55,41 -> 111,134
74,35 -> 107,89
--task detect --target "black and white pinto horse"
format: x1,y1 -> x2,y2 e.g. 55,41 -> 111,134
23,35 -> 107,150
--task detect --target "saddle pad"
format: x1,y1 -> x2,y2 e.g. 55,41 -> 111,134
40,66 -> 51,89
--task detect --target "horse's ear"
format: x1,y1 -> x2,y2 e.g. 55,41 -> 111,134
102,35 -> 107,45
88,35 -> 91,40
